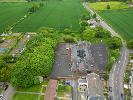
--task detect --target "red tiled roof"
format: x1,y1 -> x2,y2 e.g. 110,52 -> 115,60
44,79 -> 58,100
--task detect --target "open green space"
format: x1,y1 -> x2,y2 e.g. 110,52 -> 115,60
0,3 -> 31,32
0,0 -> 87,32
99,9 -> 133,40
57,85 -> 72,97
0,0 -> 26,2
13,93 -> 38,100
89,1 -> 129,10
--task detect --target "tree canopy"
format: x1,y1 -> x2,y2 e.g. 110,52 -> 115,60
10,27 -> 58,88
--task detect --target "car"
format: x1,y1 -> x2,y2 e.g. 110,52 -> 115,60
109,86 -> 112,92
0,94 -> 3,100
121,93 -> 124,99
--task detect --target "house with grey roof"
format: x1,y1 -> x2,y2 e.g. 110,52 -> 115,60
78,73 -> 105,100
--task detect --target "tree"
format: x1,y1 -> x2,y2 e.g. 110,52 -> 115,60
28,3 -> 39,13
107,36 -> 122,49
107,4 -> 111,9
95,27 -> 111,38
63,35 -> 76,43
80,20 -> 88,28
127,39 -> 133,49
0,60 -> 7,69
92,13 -> 96,19
82,28 -> 96,41
81,14 -> 90,20
63,29 -> 72,34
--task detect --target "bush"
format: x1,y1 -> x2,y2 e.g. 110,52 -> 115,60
92,13 -> 96,19
0,38 -> 4,43
80,20 -> 88,27
0,60 -> 7,69
28,3 -> 40,13
2,54 -> 15,63
63,29 -> 72,34
127,39 -> 133,49
95,27 -> 111,38
81,14 -> 90,20
107,36 -> 122,49
39,3 -> 44,7
64,35 -> 76,43
107,4 -> 111,9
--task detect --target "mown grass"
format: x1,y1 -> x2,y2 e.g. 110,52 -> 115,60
89,1 -> 129,10
13,93 -> 38,100
0,0 -> 87,32
99,9 -> 133,40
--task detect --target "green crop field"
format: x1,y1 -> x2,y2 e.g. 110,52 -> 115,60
89,1 -> 129,11
99,9 -> 133,40
0,3 -> 31,32
0,0 -> 87,32
0,0 -> 26,2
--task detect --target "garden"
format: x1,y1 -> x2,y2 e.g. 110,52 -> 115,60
13,81 -> 48,100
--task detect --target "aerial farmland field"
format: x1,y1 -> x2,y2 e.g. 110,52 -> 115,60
99,9 -> 133,40
0,0 -> 88,32
0,3 -> 31,32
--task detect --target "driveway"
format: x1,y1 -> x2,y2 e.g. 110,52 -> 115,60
2,83 -> 15,100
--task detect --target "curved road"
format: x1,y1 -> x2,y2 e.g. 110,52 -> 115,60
83,2 -> 129,100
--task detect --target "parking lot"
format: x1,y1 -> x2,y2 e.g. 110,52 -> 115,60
50,43 -> 72,78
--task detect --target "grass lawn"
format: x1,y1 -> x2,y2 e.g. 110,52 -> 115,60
0,0 -> 87,32
13,93 -> 38,100
16,81 -> 48,92
98,9 -> 133,40
57,85 -> 72,97
40,95 -> 44,100
16,84 -> 41,92
89,1 -> 129,10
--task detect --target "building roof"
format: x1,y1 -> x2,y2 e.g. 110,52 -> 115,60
70,41 -> 108,74
44,79 -> 58,100
85,73 -> 104,97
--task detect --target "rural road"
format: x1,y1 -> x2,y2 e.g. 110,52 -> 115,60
83,2 -> 129,100
109,47 -> 129,100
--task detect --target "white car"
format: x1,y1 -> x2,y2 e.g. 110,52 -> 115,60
0,94 -> 3,100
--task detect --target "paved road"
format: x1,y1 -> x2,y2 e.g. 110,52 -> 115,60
2,84 -> 15,100
83,2 -> 129,100
72,79 -> 79,100
109,47 -> 129,100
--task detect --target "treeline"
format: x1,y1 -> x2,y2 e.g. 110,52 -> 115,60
28,3 -> 44,13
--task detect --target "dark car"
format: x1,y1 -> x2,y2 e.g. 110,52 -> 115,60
121,93 -> 124,99
109,86 -> 112,92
